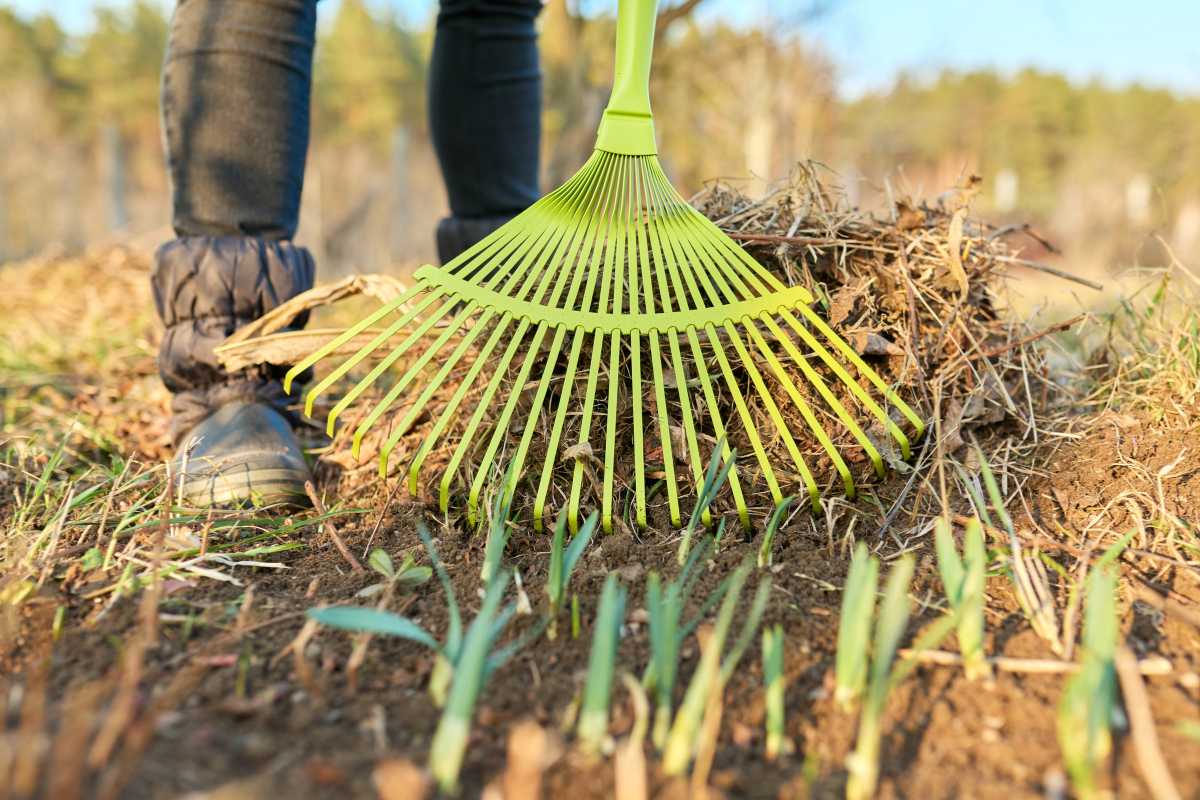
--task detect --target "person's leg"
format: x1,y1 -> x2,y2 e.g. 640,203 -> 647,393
428,0 -> 544,263
154,0 -> 319,504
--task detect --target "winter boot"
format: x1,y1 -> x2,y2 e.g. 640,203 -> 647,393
153,236 -> 316,507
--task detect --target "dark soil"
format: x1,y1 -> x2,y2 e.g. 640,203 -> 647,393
6,400 -> 1200,799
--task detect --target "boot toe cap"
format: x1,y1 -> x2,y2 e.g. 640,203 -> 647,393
174,402 -> 312,508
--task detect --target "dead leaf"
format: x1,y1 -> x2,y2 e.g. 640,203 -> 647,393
563,442 -> 594,461
501,721 -> 563,800
372,759 -> 429,800
849,331 -> 903,356
827,281 -> 868,327
944,208 -> 970,302
223,274 -> 409,345
895,200 -> 926,231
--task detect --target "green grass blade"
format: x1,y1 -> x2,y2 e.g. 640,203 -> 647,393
1058,566 -> 1118,799
762,624 -> 786,760
661,559 -> 751,774
419,523 -> 463,656
835,543 -> 878,710
758,496 -> 796,569
429,569 -> 512,794
578,573 -> 628,755
307,606 -> 440,652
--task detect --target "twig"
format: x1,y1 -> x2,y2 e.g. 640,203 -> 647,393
993,255 -> 1103,291
897,648 -> 1172,676
874,431 -> 934,541
304,481 -> 364,574
363,476 -> 405,558
972,315 -> 1086,361
724,231 -> 881,249
1132,583 -> 1200,632
985,222 -> 1061,254
1114,647 -> 1182,800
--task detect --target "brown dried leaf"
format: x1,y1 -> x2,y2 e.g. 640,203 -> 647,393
895,200 -> 926,231
849,331 -> 904,356
944,208 -> 970,302
373,758 -> 430,800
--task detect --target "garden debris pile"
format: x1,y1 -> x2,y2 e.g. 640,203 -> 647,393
254,163 -> 1075,528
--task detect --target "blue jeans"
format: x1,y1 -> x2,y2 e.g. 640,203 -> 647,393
154,0 -> 543,438
162,0 -> 543,239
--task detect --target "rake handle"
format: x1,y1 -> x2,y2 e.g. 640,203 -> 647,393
595,0 -> 659,156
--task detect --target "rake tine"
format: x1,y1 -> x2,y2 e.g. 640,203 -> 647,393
627,178 -> 649,528
466,155 -> 618,522
745,319 -> 855,491
321,296 -> 466,434
357,307 -> 495,457
307,186 -> 569,422
726,319 -> 822,506
636,164 -> 686,525
761,316 -> 882,479
569,329 -> 607,533
439,317 -> 533,513
665,203 -> 887,479
285,284 -> 426,402
532,328 -> 586,531
528,156 -> 622,530
794,304 -> 925,438
403,313 -> 513,489
567,155 -> 628,533
333,300 -> 479,439
645,174 -> 752,525
631,157 -> 681,527
779,308 -> 915,458
600,163 -> 631,531
660,197 -> 810,508
394,155 -> 605,491
467,321 -> 553,522
639,169 -> 714,511
662,205 -> 857,493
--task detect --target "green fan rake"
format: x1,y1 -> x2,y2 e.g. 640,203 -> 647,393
285,0 -> 924,533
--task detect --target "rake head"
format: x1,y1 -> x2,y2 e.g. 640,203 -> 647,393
284,0 -> 925,533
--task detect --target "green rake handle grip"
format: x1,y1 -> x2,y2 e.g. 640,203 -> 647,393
595,0 -> 659,156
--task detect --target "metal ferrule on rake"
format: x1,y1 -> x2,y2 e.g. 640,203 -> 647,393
284,0 -> 925,534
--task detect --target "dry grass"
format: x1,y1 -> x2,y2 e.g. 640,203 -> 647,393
1,168 -> 1197,798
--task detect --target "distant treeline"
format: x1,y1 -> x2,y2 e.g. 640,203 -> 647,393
2,0 -> 1196,269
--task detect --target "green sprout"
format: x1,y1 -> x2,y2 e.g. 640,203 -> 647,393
546,509 -> 599,639
577,572 -> 628,756
934,516 -> 990,680
677,443 -> 737,565
846,555 -> 914,800
758,496 -> 796,569
762,623 -> 788,760
309,524 -> 522,708
662,559 -> 771,775
643,534 -> 728,748
843,554 -> 956,800
357,548 -> 433,599
835,543 -> 879,710
481,461 -> 518,585
1058,565 -> 1119,800
428,568 -> 517,794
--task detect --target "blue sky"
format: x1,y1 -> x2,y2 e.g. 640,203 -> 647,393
8,0 -> 1200,97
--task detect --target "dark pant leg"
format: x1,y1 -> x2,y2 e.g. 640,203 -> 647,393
155,0 -> 318,441
162,0 -> 317,238
429,0 -> 544,221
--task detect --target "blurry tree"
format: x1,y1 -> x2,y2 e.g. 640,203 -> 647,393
314,0 -> 428,146
2,2 -> 1199,273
